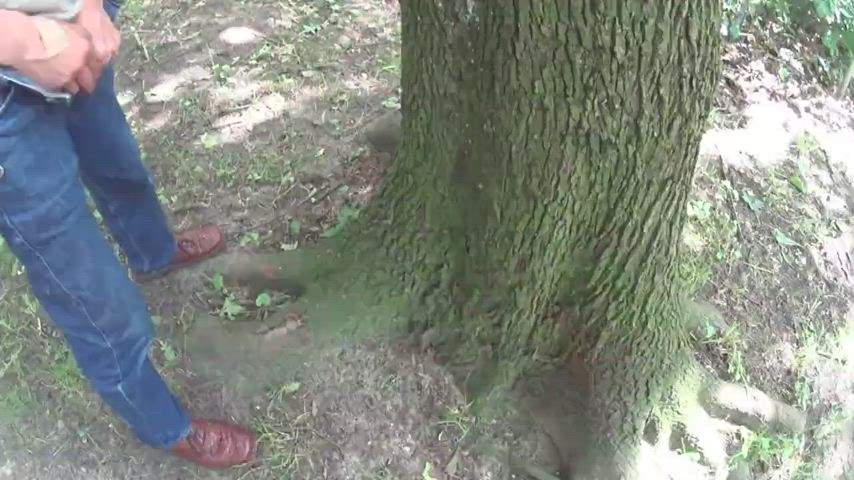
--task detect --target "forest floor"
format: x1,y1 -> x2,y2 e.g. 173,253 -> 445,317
1,1 -> 854,479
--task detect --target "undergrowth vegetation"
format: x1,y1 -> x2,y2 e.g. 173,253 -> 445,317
725,0 -> 854,90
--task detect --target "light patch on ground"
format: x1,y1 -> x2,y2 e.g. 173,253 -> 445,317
701,99 -> 800,170
207,74 -> 276,107
218,26 -> 264,45
143,65 -> 212,104
142,109 -> 173,131
206,92 -> 288,145
803,306 -> 854,479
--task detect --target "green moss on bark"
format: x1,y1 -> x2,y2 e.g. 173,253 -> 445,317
346,1 -> 724,477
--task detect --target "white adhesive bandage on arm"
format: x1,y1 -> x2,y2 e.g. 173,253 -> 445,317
26,17 -> 68,59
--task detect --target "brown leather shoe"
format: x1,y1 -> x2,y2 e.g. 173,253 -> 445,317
135,225 -> 226,282
171,419 -> 257,470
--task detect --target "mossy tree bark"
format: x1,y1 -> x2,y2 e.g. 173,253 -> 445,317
211,1 -> 810,477
355,1 -> 723,478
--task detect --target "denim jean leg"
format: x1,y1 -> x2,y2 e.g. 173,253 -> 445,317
67,65 -> 177,275
0,87 -> 191,449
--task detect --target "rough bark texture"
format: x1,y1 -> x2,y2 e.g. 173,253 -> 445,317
358,1 -> 723,477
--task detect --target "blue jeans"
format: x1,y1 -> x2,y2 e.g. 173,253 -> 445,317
0,3 -> 191,449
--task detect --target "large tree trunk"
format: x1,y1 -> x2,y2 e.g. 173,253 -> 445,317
360,1 -> 722,478
213,1 -> 809,477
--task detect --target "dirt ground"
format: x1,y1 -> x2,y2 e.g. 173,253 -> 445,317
2,1 -> 854,479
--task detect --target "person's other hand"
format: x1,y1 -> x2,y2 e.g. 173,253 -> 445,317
12,21 -> 101,94
74,0 -> 120,67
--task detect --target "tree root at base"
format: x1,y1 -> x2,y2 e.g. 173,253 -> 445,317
516,362 -> 806,480
192,250 -> 808,480
203,244 -> 345,296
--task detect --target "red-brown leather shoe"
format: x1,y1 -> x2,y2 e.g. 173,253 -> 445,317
171,419 -> 257,470
135,225 -> 226,282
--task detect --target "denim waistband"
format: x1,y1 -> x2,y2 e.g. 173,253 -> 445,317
0,68 -> 72,104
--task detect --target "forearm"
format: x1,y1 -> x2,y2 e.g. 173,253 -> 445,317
0,10 -> 39,67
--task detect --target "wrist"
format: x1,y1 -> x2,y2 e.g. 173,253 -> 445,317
0,11 -> 42,67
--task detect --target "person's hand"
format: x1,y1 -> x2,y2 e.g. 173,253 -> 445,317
74,0 -> 120,67
11,20 -> 102,95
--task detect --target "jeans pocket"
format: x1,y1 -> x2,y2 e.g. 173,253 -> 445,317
0,86 -> 38,142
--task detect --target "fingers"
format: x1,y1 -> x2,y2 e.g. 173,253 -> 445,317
62,80 -> 80,95
93,39 -> 120,66
74,65 -> 97,94
109,18 -> 121,59
83,40 -> 105,92
91,44 -> 110,70
95,18 -> 121,65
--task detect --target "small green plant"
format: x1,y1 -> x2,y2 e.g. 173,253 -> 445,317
322,207 -> 360,238
211,273 -> 246,320
301,22 -> 322,35
158,340 -> 180,368
240,231 -> 262,247
726,343 -> 750,384
731,431 -> 804,472
686,199 -> 713,221
211,273 -> 282,320
289,219 -> 302,238
724,0 -> 854,91
49,347 -> 86,401
774,228 -> 801,247
379,62 -> 401,75
212,63 -> 235,84
436,403 -> 476,441
382,96 -> 401,110
250,43 -> 275,64
422,462 -> 438,480
178,96 -> 201,115
255,292 -> 273,308
703,323 -> 751,384
813,0 -> 854,57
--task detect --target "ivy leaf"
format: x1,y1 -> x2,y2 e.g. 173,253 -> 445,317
212,273 -> 224,291
774,229 -> 799,247
682,450 -> 702,463
222,297 -> 246,319
705,321 -> 717,339
741,191 -> 765,212
160,341 -> 179,365
256,292 -> 272,308
383,96 -> 401,110
282,382 -> 301,394
200,133 -> 218,149
322,207 -> 360,238
422,462 -> 438,480
790,175 -> 808,193
815,0 -> 834,19
843,31 -> 854,54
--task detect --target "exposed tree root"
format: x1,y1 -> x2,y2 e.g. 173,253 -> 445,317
684,299 -> 731,340
700,380 -> 807,435
193,245 -> 807,480
364,110 -> 402,155
516,361 -> 806,480
204,243 -> 345,296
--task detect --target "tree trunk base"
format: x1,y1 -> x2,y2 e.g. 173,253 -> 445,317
515,362 -> 805,480
200,250 -> 806,480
